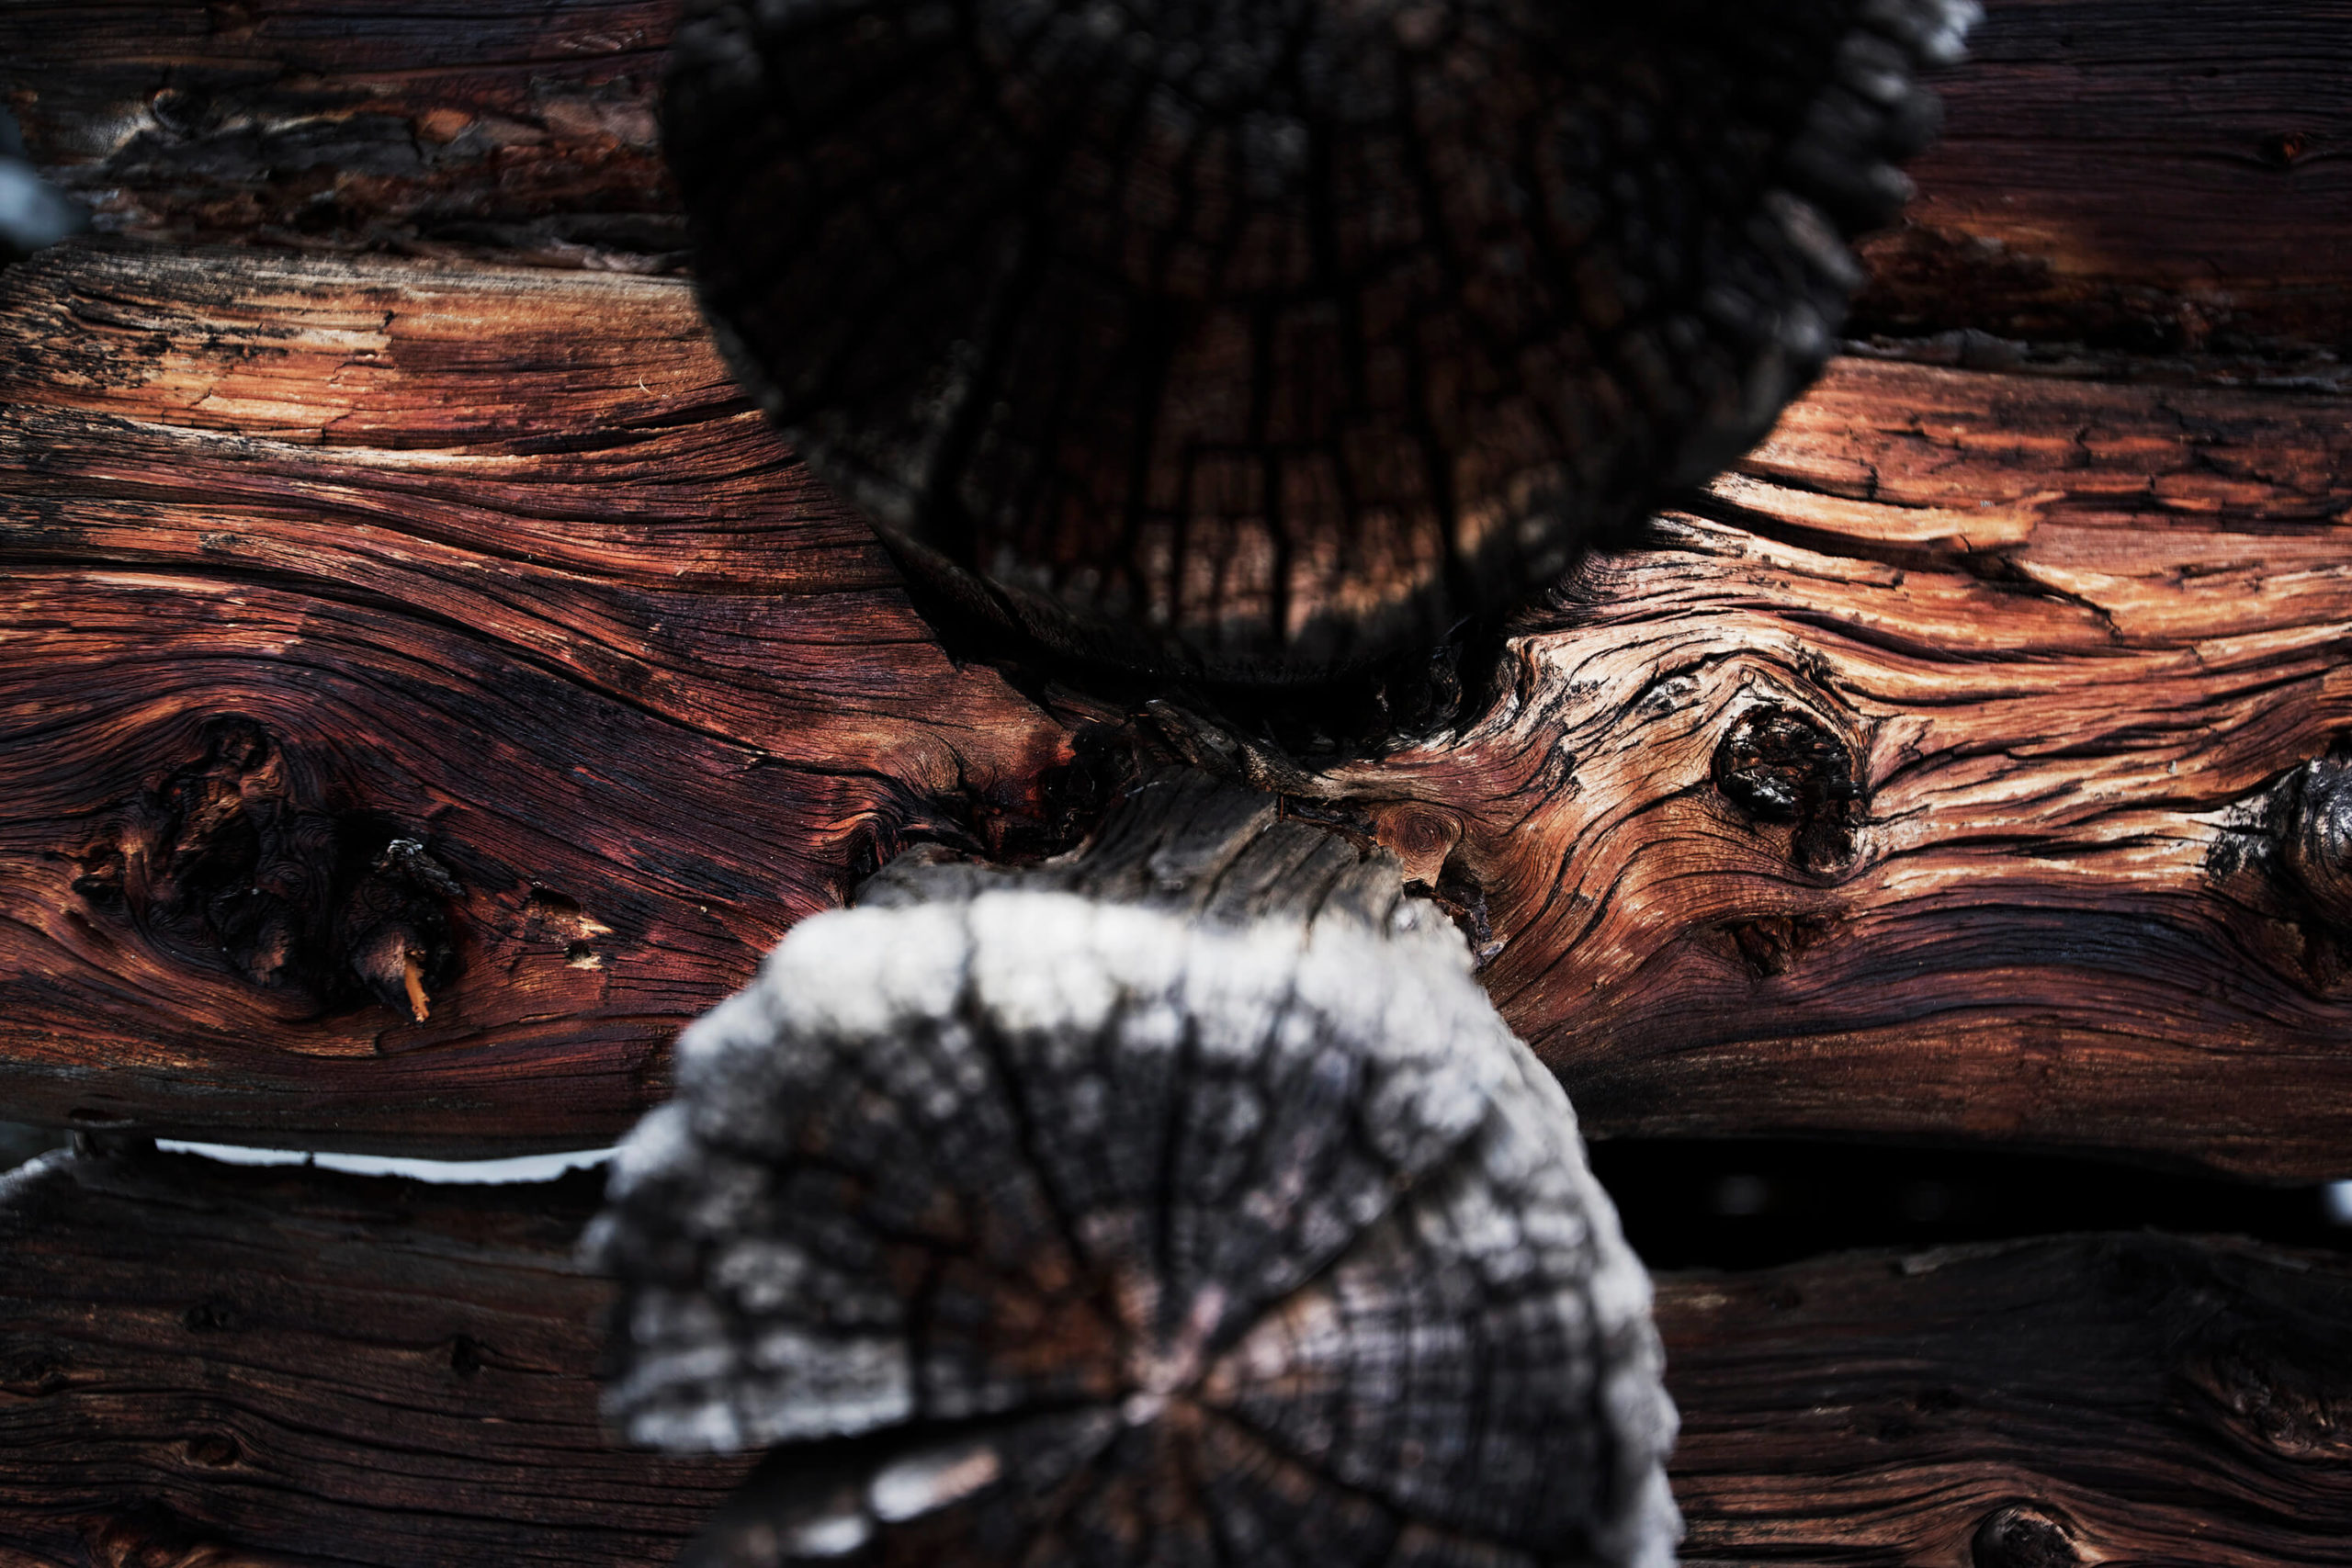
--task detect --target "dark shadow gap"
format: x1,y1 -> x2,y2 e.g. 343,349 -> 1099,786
1589,1136 -> 2352,1271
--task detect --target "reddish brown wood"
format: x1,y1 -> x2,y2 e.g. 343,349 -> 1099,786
6,0 -> 2345,351
1340,358 -> 2352,1180
6,241 -> 2351,1175
0,241 -> 1081,1155
4,1146 -> 2347,1566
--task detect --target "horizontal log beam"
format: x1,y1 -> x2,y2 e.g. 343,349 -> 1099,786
0,240 -> 1081,1155
0,1149 -> 752,1567
5,0 -> 2345,352
1340,357 -> 2352,1179
1849,0 -> 2352,353
1663,1227 -> 2352,1564
14,243 -> 2348,1174
0,0 -> 684,269
2,1147 -> 2346,1564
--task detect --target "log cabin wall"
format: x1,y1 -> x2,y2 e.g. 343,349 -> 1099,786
1,0 -> 2348,1562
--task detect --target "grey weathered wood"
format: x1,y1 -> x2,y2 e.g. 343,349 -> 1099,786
858,767 -> 1408,931
588,767 -> 1679,1565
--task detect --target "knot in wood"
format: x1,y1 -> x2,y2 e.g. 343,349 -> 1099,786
663,0 -> 1976,682
74,716 -> 461,1024
2259,130 -> 2312,169
589,891 -> 1678,1565
2280,752 -> 2352,933
1710,705 -> 1863,873
1969,1504 -> 2082,1568
2179,1325 -> 2352,1461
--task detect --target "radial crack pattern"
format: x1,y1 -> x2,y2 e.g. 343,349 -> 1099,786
663,0 -> 1978,681
589,886 -> 1676,1565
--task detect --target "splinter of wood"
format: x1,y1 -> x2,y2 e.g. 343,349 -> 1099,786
589,770 -> 1678,1566
402,953 -> 431,1024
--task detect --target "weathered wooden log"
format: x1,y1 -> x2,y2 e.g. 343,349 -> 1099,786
658,0 -> 1974,682
5,241 -> 2349,1176
1662,1233 -> 2352,1565
1850,0 -> 2352,355
0,0 -> 687,269
0,1147 -> 752,1568
0,239 -> 1085,1156
5,1145 -> 2348,1565
1334,356 -> 2352,1180
5,0 -> 2344,355
589,765 -> 1678,1566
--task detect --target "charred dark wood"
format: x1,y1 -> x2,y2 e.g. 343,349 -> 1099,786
0,1147 -> 752,1568
659,0 -> 1972,682
1662,1232 -> 2352,1564
0,0 -> 686,270
6,0 -> 2344,359
5,242 -> 2352,1176
1850,0 -> 2352,357
4,1146 -> 2349,1565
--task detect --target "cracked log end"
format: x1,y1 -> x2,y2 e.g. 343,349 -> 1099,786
587,880 -> 1677,1565
663,0 -> 1977,682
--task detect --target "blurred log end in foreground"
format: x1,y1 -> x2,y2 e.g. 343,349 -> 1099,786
591,766 -> 1676,1565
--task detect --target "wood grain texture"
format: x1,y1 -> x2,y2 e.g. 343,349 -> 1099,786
0,1148 -> 752,1568
4,0 -> 2345,351
1851,0 -> 2352,353
1663,1230 -> 2352,1566
1338,356 -> 2352,1180
7,242 -> 2352,1175
4,1147 -> 2347,1566
0,0 -> 684,268
0,240 -> 1080,1155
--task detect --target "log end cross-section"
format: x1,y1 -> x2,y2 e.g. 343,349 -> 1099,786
589,776 -> 1679,1567
664,0 -> 1980,682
